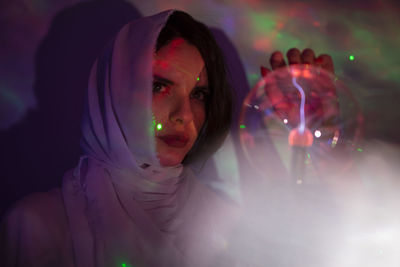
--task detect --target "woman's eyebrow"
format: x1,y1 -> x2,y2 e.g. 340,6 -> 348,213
194,85 -> 210,92
153,75 -> 174,85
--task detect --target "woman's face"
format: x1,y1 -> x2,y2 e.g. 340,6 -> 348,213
152,38 -> 209,166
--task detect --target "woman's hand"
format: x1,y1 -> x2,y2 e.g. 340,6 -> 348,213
260,48 -> 335,77
260,48 -> 339,134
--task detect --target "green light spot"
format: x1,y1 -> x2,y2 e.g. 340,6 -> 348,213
121,263 -> 126,267
196,77 -> 200,81
349,55 -> 355,61
250,13 -> 277,34
357,148 -> 363,152
240,124 -> 246,129
248,73 -> 259,85
307,153 -> 310,158
157,123 -> 163,131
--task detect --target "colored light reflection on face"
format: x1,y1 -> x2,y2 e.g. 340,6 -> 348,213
152,38 -> 207,166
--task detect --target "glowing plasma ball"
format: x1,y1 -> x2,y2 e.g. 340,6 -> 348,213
239,64 -> 364,182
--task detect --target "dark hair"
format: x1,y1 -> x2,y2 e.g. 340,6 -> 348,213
156,11 -> 232,164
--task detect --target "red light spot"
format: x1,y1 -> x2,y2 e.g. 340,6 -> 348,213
277,21 -> 285,30
170,38 -> 185,48
303,69 -> 312,78
253,37 -> 272,52
154,59 -> 169,69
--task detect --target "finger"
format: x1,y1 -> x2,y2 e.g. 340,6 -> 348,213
301,48 -> 315,65
315,54 -> 335,74
270,51 -> 286,70
286,48 -> 301,65
260,66 -> 271,77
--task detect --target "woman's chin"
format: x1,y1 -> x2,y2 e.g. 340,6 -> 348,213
157,153 -> 184,166
155,139 -> 192,166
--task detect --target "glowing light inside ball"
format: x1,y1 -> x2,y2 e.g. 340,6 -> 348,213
314,130 -> 322,138
289,127 -> 313,147
156,123 -> 163,131
291,75 -> 306,134
291,68 -> 301,77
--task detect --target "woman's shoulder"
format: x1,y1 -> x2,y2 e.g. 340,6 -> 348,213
0,188 -> 72,266
1,188 -> 70,241
3,188 -> 67,227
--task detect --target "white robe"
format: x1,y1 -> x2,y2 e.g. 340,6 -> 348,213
1,166 -> 238,266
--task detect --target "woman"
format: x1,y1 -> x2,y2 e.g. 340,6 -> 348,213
0,10 -> 236,266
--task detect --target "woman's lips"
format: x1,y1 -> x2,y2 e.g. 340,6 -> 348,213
158,134 -> 189,148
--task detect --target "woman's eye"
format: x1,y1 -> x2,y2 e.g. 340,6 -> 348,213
152,81 -> 169,93
190,89 -> 209,101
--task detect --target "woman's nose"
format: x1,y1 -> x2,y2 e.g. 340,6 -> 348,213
170,95 -> 194,124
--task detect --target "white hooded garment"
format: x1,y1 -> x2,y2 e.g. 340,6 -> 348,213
0,10 -> 238,267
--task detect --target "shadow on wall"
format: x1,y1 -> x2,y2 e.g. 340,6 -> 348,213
0,0 -> 142,218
